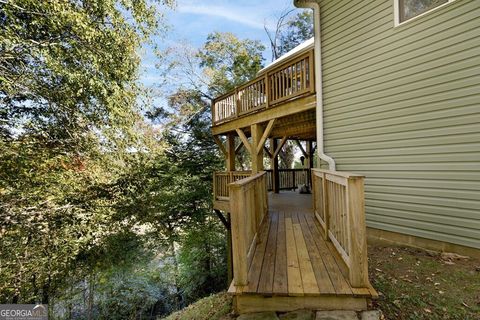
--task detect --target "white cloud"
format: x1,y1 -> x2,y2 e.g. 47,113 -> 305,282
178,4 -> 268,30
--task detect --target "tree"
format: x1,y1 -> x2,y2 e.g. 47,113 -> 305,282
138,32 -> 266,307
198,32 -> 265,96
265,9 -> 313,60
0,0 -> 173,142
0,0 -> 174,305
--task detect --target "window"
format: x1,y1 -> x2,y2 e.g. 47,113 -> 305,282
394,0 -> 455,25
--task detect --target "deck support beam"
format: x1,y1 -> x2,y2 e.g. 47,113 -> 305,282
273,136 -> 288,159
236,128 -> 252,155
251,123 -> 264,173
213,135 -> 227,157
256,119 -> 275,155
235,141 -> 244,154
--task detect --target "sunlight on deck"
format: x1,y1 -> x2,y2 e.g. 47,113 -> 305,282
235,191 -> 375,297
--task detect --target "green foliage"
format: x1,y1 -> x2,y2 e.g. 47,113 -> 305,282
0,137 -> 113,303
0,0 -> 174,306
177,220 -> 227,304
0,0 -> 173,142
198,32 -> 265,95
94,267 -> 163,320
277,10 -> 313,57
1,3 -> 268,319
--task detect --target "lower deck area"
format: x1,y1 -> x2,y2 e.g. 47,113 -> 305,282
229,191 -> 377,313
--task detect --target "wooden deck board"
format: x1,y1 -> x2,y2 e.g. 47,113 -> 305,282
235,191 -> 374,299
273,212 -> 288,295
305,214 -> 353,295
246,217 -> 270,293
257,212 -> 278,294
292,213 -> 320,295
285,217 -> 304,296
297,213 -> 336,294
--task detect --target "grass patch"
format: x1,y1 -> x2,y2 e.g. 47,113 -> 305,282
369,245 -> 480,320
160,292 -> 233,320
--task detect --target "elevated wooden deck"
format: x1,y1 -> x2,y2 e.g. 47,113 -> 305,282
211,48 -> 317,141
229,191 -> 377,313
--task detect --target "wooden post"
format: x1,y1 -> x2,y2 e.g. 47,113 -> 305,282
235,88 -> 240,117
226,212 -> 233,285
307,141 -> 314,169
271,138 -> 280,193
211,99 -> 216,124
229,184 -> 248,286
251,123 -> 264,174
227,134 -> 235,171
307,141 -> 313,186
346,176 -> 369,287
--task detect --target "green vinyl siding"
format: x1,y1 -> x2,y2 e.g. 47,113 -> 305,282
319,0 -> 480,249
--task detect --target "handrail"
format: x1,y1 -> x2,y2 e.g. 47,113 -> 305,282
229,171 -> 264,186
229,171 -> 268,286
213,171 -> 252,200
311,168 -> 369,288
212,49 -> 315,125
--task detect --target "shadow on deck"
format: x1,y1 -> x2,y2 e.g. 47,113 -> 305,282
229,191 -> 377,314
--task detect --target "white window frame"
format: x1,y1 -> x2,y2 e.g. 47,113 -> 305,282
394,0 -> 457,27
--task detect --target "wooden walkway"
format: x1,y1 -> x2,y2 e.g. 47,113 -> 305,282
230,191 -> 377,298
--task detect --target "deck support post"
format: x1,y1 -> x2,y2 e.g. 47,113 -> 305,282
251,123 -> 264,173
307,141 -> 314,185
271,138 -> 280,193
307,141 -> 314,169
227,134 -> 236,171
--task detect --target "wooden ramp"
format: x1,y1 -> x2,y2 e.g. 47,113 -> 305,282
229,191 -> 377,314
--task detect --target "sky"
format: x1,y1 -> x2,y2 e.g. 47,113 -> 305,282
138,0 -> 298,88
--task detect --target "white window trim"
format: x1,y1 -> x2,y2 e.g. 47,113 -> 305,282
394,0 -> 457,27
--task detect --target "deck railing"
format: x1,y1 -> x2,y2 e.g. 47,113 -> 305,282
266,169 -> 311,191
213,171 -> 252,200
212,50 -> 314,125
311,169 -> 369,288
229,172 -> 268,286
214,169 -> 311,202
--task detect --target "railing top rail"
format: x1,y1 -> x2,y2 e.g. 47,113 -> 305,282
214,170 -> 252,175
229,171 -> 266,188
312,168 -> 364,179
265,168 -> 310,171
212,90 -> 236,104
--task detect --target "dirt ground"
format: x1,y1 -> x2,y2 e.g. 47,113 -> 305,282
368,245 -> 480,320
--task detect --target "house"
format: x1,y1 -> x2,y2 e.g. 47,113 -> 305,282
211,0 -> 479,314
